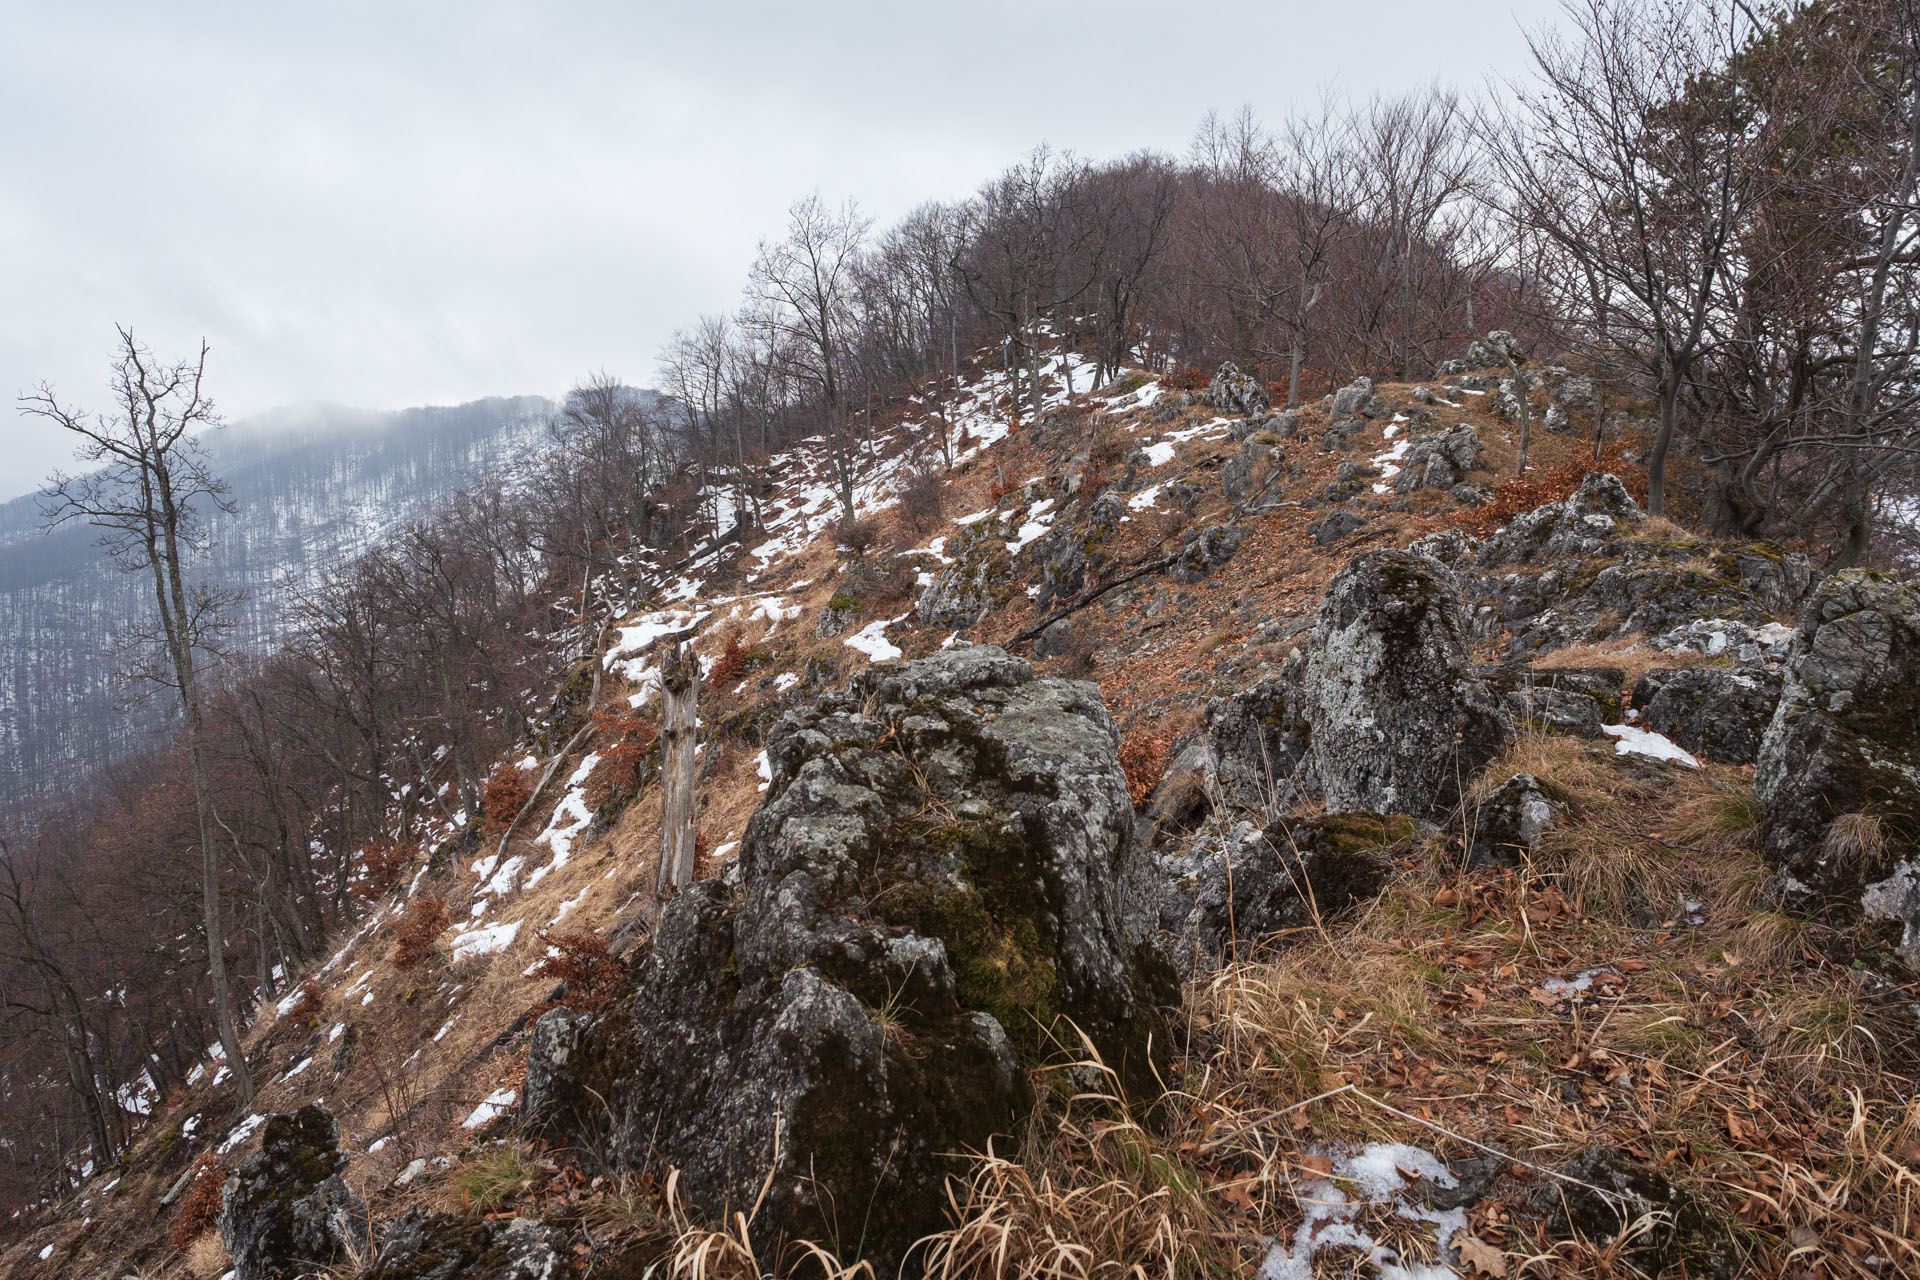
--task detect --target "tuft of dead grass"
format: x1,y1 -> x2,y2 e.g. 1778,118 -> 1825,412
181,1230 -> 230,1280
913,1036 -> 1227,1280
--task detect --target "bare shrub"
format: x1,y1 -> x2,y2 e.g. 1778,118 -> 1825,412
391,893 -> 450,971
480,764 -> 532,836
897,467 -> 948,537
171,1153 -> 224,1252
833,515 -> 883,558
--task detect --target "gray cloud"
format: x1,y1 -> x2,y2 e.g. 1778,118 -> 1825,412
0,0 -> 1552,500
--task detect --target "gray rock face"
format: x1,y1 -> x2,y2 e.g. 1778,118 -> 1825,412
1030,529 -> 1088,608
1470,774 -> 1569,868
1634,666 -> 1781,765
1177,813 -> 1407,965
1221,454 -> 1255,500
519,1009 -> 588,1137
815,603 -> 854,638
1330,376 -> 1375,418
1406,529 -> 1482,568
916,516 -> 1014,629
1170,525 -> 1244,583
219,1105 -> 369,1280
1489,666 -> 1623,738
1463,331 -> 1525,368
1462,475 -> 1811,659
1309,510 -> 1369,547
1207,361 -> 1271,417
1652,617 -> 1795,665
360,1210 -> 564,1280
1756,572 -> 1920,964
1392,426 -> 1484,493
526,647 -> 1173,1267
1205,655 -> 1315,813
1477,473 -> 1643,567
1305,551 -> 1508,818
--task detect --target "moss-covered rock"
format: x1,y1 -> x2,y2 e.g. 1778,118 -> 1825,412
524,647 -> 1172,1270
1306,550 -> 1508,818
1757,571 -> 1920,965
218,1105 -> 367,1280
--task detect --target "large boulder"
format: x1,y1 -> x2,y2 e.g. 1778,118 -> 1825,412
1306,551 -> 1508,817
359,1210 -> 563,1280
1204,654 -> 1316,813
1756,572 -> 1920,965
1329,376 -> 1375,418
219,1105 -> 369,1280
523,647 -> 1173,1267
1634,666 -> 1781,765
1207,361 -> 1270,417
1392,425 -> 1484,493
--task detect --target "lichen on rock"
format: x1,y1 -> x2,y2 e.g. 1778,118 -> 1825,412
1756,570 -> 1920,965
521,646 -> 1173,1269
1305,550 -> 1508,818
218,1104 -> 368,1280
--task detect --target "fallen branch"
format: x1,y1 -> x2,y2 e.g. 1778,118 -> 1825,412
492,722 -> 594,860
1006,553 -> 1178,651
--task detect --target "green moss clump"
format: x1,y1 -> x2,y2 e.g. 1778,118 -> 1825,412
1312,811 -> 1415,855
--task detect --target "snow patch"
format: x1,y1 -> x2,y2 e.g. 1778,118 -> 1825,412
1602,723 -> 1701,768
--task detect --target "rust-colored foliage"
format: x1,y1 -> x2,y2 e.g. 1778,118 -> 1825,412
170,1153 -> 224,1252
1451,443 -> 1648,538
284,978 -> 326,1028
529,929 -> 626,1013
1270,368 -> 1333,403
480,764 -> 532,836
391,893 -> 450,972
1118,730 -> 1173,808
589,704 -> 658,806
709,631 -> 750,689
355,839 -> 414,901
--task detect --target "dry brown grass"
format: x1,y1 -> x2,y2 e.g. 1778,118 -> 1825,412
910,716 -> 1920,1280
1529,637 -> 1700,689
181,1230 -> 230,1279
915,1042 -> 1227,1280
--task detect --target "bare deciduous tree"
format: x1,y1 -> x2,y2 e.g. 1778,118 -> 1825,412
20,329 -> 256,1108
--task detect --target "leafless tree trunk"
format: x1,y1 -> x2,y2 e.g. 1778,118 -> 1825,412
22,329 -> 256,1109
655,642 -> 699,906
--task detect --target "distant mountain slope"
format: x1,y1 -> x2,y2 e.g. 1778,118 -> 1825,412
0,394 -> 574,808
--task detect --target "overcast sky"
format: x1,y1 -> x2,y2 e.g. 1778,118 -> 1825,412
0,0 -> 1556,501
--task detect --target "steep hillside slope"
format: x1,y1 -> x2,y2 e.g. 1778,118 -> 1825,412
0,394 -> 583,807
7,348 -> 1916,1280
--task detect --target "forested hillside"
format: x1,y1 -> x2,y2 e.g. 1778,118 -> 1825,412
3,1 -> 1918,1277
0,395 -> 569,807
